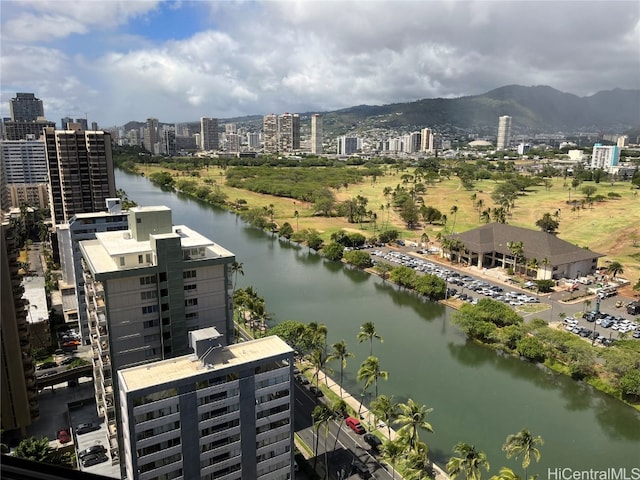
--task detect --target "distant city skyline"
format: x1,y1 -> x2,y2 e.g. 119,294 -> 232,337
1,1 -> 638,127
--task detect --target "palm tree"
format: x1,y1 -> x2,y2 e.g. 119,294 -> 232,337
357,321 -> 383,356
357,356 -> 389,416
230,261 -> 244,292
308,347 -> 332,396
381,439 -> 405,480
490,467 -> 521,480
330,398 -> 348,455
370,394 -> 399,438
502,429 -> 544,480
447,442 -> 490,480
405,440 -> 432,480
450,205 -> 459,233
606,261 -> 624,278
583,298 -> 592,313
480,208 -> 491,224
294,210 -> 299,231
327,340 -> 354,397
312,404 -> 333,473
507,241 -> 524,275
395,398 -> 433,451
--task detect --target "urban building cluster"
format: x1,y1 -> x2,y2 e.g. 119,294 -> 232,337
1,93 -> 295,479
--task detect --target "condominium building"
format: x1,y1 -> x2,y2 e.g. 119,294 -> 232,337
420,128 -> 434,154
200,117 -> 219,151
9,93 -> 44,122
3,119 -> 56,141
278,113 -> 300,153
118,328 -> 294,480
144,118 -> 160,154
56,199 -> 129,344
0,138 -> 49,209
1,222 -> 39,436
226,133 -> 240,153
311,114 -> 323,154
79,206 -> 235,464
263,114 -> 278,153
247,133 -> 260,149
337,136 -> 359,155
44,125 -> 116,226
591,144 -> 620,173
496,115 -> 512,150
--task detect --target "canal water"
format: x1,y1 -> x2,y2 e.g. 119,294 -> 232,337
116,170 -> 640,473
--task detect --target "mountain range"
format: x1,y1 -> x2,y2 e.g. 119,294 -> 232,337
125,85 -> 640,137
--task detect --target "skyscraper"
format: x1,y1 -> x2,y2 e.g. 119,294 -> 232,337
143,118 -> 159,154
497,115 -> 512,150
200,117 -> 219,151
79,206 -> 236,466
311,114 -> 323,154
263,114 -> 278,153
10,93 -> 44,122
420,128 -> 434,154
278,113 -> 300,153
118,328 -> 294,480
1,138 -> 49,209
44,125 -> 116,225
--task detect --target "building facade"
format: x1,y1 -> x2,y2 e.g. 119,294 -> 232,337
118,329 -> 294,480
44,125 -> 116,226
310,114 -> 323,154
277,113 -> 300,153
144,118 -> 160,154
263,114 -> 278,153
200,117 -> 219,151
9,93 -> 44,122
496,115 -> 512,150
0,138 -> 49,210
337,136 -> 359,155
79,206 -> 235,464
591,144 -> 620,172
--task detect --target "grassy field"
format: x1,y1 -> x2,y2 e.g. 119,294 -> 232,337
135,163 -> 640,286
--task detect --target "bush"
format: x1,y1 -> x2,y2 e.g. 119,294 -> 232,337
343,250 -> 373,269
516,336 -> 546,362
323,242 -> 345,262
535,279 -> 555,293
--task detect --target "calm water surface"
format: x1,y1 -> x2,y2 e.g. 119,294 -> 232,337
116,170 -> 640,473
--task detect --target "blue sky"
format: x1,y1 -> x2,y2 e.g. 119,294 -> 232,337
1,1 -> 639,127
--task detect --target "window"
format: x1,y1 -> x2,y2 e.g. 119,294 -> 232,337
186,312 -> 199,320
142,305 -> 159,315
185,298 -> 198,307
140,275 -> 156,286
141,291 -> 158,301
159,272 -> 167,282
136,217 -> 141,224
183,270 -> 196,279
143,319 -> 159,328
184,284 -> 197,292
138,255 -> 143,264
119,256 -> 125,266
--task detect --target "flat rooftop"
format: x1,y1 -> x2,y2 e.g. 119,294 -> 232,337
80,224 -> 234,274
119,336 -> 293,393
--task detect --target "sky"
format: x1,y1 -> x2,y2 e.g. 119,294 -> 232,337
1,0 -> 639,128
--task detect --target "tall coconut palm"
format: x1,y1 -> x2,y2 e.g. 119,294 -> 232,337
490,467 -> 521,480
308,347 -> 332,396
357,321 -> 383,356
312,404 -> 333,473
327,340 -> 354,397
446,442 -> 490,480
330,398 -> 348,456
606,261 -> 624,278
395,398 -> 433,451
507,241 -> 524,275
450,205 -> 459,233
405,440 -> 432,480
382,439 -> 405,480
230,261 -> 244,292
370,394 -> 399,438
502,429 -> 544,480
357,356 -> 389,416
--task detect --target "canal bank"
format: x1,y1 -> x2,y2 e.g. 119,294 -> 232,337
116,169 -> 640,475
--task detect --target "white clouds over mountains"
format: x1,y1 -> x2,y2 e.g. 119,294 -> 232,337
1,1 -> 638,126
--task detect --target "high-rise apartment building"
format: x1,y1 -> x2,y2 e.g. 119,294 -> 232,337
60,117 -> 73,130
337,136 -> 359,155
225,123 -> 237,134
247,132 -> 260,149
263,114 -> 278,153
10,93 -> 44,122
79,206 -> 235,464
1,222 -> 39,436
44,125 -> 116,225
496,115 -> 512,150
56,199 -> 129,345
420,128 -> 434,154
118,328 -> 294,480
143,118 -> 159,154
0,138 -> 49,210
200,117 -> 219,151
311,114 -> 323,154
278,113 -> 300,153
591,144 -> 620,172
226,133 -> 240,153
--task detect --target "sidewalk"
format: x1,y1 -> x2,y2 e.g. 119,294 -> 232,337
311,367 -> 450,480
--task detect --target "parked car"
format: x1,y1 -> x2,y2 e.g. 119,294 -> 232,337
56,428 -> 71,444
363,433 -> 382,450
309,386 -> 323,397
345,417 -> 366,434
351,459 -> 372,479
296,375 -> 309,385
37,361 -> 58,370
78,444 -> 107,460
60,356 -> 76,365
76,423 -> 100,435
81,453 -> 109,468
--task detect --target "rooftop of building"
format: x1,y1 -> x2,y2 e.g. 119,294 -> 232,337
118,335 -> 293,392
21,276 -> 48,324
80,223 -> 234,274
